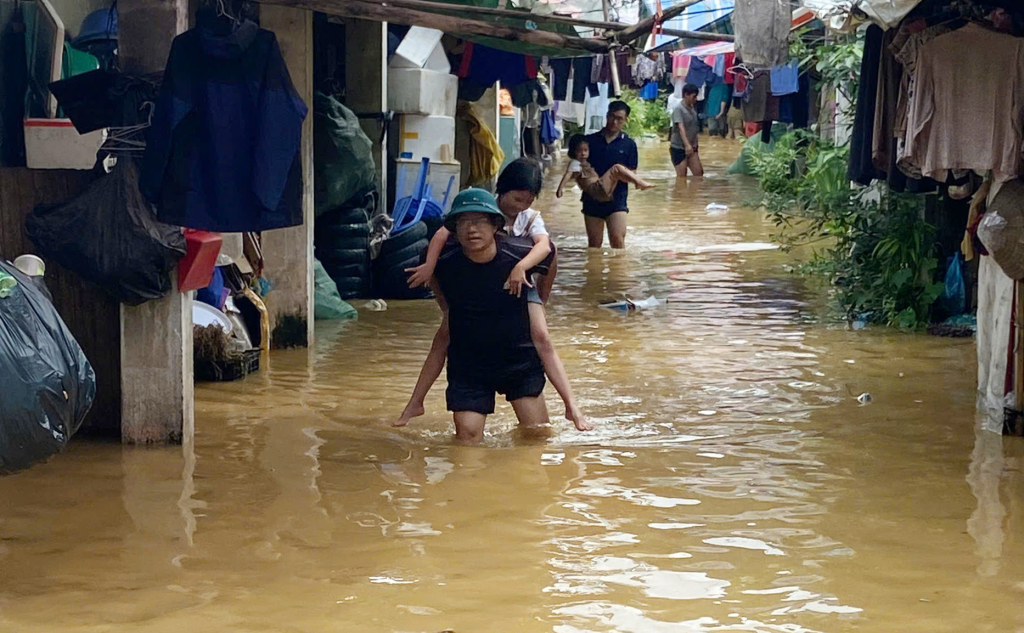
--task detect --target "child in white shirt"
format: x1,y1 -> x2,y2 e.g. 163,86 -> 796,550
556,134 -> 654,201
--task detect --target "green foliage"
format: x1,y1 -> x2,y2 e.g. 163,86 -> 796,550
791,30 -> 863,103
752,131 -> 941,329
620,88 -> 671,139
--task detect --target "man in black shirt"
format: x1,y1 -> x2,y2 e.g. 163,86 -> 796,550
429,189 -> 558,442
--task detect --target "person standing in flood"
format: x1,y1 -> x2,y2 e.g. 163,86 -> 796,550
581,101 -> 639,249
671,84 -> 704,178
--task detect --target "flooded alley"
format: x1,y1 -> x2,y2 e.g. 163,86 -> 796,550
2,140 -> 1023,633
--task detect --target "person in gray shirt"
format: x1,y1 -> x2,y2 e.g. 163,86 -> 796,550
670,84 -> 704,177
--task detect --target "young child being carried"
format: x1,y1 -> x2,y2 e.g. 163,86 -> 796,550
556,134 -> 655,201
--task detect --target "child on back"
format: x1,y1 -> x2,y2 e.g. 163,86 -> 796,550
556,134 -> 655,201
398,159 -> 588,431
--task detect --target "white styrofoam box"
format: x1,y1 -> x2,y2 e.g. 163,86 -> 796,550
388,68 -> 457,117
394,159 -> 461,214
24,118 -> 105,170
390,26 -> 443,69
423,43 -> 450,73
399,114 -> 455,163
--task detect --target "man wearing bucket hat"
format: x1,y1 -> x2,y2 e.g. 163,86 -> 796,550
399,188 -> 589,442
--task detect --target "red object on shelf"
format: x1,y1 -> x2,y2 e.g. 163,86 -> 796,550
178,229 -> 222,292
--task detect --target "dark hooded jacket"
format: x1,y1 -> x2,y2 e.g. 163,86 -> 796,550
141,9 -> 307,232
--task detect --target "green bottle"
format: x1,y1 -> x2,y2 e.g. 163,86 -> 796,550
0,270 -> 17,299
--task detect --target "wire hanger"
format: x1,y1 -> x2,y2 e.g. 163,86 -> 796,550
216,0 -> 240,25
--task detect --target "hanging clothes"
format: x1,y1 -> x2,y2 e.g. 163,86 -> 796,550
457,42 -> 537,89
571,56 -> 595,104
457,101 -> 504,186
140,10 -> 307,232
722,53 -> 736,84
903,23 -> 1024,183
633,53 -> 661,85
847,24 -> 885,186
685,58 -> 713,88
672,51 -> 691,78
540,110 -> 558,146
769,60 -> 799,96
741,70 -> 770,123
549,58 -> 571,101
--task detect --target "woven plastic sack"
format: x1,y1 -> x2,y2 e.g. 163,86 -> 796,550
314,92 -> 376,216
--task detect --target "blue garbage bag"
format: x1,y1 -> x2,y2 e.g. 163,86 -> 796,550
940,253 -> 966,316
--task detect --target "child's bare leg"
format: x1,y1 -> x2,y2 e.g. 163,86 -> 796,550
528,303 -> 591,431
396,317 -> 449,426
599,164 -> 656,196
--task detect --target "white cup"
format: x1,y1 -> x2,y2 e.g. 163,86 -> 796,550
13,254 -> 45,277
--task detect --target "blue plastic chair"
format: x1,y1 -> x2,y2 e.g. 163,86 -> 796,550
391,157 -> 445,236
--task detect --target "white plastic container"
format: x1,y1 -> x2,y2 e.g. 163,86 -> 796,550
24,118 -> 106,170
399,114 -> 455,163
13,255 -> 45,277
394,158 -> 461,214
388,68 -> 457,117
390,26 -> 444,69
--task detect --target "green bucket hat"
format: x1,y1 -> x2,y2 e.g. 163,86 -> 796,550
444,188 -> 506,231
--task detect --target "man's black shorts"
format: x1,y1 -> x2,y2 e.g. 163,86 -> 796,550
581,206 -> 629,220
670,147 -> 688,166
446,359 -> 546,415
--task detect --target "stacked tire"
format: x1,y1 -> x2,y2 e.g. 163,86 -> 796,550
315,193 -> 374,300
370,221 -> 431,300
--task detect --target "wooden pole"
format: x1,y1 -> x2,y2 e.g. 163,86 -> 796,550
340,0 -> 628,32
1015,280 -> 1024,435
601,0 -> 621,96
257,0 -> 610,53
614,0 -> 703,45
658,28 -> 734,42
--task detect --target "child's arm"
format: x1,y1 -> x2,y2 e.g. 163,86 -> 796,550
528,303 -> 591,431
506,234 -> 552,297
406,226 -> 450,288
555,163 -> 575,198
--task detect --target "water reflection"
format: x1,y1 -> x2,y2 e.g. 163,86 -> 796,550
0,138 -> 1023,632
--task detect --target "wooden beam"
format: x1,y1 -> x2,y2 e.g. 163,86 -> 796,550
614,0 -> 704,44
659,28 -> 734,42
257,0 -> 609,52
341,0 -> 628,32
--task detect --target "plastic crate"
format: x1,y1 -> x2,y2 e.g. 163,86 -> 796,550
195,348 -> 260,382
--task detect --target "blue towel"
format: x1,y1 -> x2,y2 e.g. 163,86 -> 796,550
685,58 -> 713,88
770,60 -> 799,96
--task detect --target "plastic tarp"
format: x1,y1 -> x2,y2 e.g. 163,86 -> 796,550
0,260 -> 95,473
314,92 -> 376,216
26,159 -> 186,306
803,0 -> 924,29
314,258 -> 358,320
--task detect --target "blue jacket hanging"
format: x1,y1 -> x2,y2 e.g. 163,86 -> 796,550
141,10 -> 308,232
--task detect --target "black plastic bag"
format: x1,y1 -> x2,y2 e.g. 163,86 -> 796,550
0,260 -> 96,474
26,159 -> 186,305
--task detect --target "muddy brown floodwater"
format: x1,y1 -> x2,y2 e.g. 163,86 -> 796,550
3,138 -> 1024,633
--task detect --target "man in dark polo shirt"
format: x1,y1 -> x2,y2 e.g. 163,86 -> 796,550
583,100 -> 639,249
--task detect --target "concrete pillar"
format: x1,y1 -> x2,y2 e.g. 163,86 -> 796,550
345,19 -> 388,201
260,6 -> 315,349
118,0 -> 193,445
